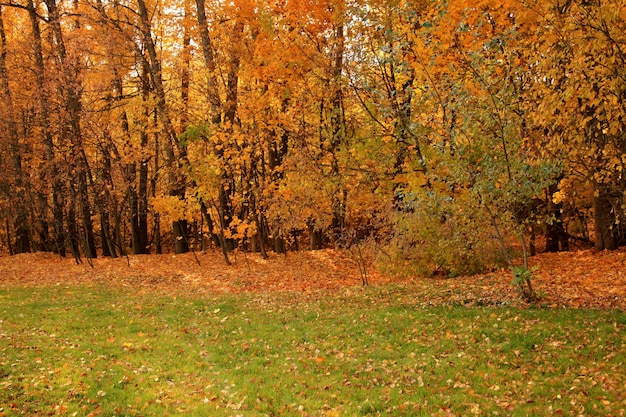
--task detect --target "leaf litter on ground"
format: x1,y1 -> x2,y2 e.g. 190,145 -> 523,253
0,248 -> 624,309
0,250 -> 624,416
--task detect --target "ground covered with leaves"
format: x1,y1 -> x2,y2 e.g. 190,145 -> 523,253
1,285 -> 625,416
0,248 -> 625,309
0,250 -> 624,416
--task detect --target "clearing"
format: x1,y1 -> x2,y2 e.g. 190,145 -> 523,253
0,249 -> 624,416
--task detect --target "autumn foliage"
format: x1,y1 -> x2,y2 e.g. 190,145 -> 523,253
0,0 -> 624,281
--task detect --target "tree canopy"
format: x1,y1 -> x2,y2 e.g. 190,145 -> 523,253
0,0 -> 624,278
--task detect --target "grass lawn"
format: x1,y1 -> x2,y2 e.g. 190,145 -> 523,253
0,284 -> 624,416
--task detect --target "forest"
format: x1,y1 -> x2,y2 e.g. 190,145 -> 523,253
0,3 -> 624,412
0,0 -> 624,281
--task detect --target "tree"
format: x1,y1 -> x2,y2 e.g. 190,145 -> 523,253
44,0 -> 98,259
0,5 -> 30,254
526,0 -> 626,251
1,0 -> 622,290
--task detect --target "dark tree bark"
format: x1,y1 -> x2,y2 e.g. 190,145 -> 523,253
328,20 -> 347,242
274,236 -> 286,254
151,114 -> 162,255
265,98 -> 291,254
92,0 -> 147,255
545,184 -> 569,252
0,6 -> 30,254
137,154 -> 149,252
594,186 -> 618,251
4,218 -> 13,256
44,0 -> 96,258
200,200 -> 221,248
99,213 -> 116,258
180,3 -> 191,130
171,7 -> 193,255
137,0 -> 188,253
97,135 -> 118,258
172,220 -> 189,254
195,0 -> 222,126
383,13 -> 424,210
27,0 -> 65,256
116,64 -> 150,255
195,0 -> 241,257
67,190 -> 81,262
308,220 -> 324,250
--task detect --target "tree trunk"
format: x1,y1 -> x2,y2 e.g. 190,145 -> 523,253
594,187 -> 618,250
171,8 -> 192,256
195,0 -> 222,125
0,6 -> 30,254
545,184 -> 569,252
4,218 -> 13,256
67,192 -> 81,263
328,19 -> 346,242
137,0 -> 188,253
138,156 -> 149,253
309,221 -> 324,250
195,0 -> 242,255
117,63 -> 150,255
529,225 -> 536,256
100,212 -> 117,258
274,236 -> 286,254
97,135 -> 117,258
152,122 -> 162,255
28,0 -> 65,256
173,220 -> 189,254
180,4 -> 191,130
200,200 -> 221,248
45,0 -> 96,258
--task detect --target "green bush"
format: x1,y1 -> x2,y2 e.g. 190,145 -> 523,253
382,191 -> 507,278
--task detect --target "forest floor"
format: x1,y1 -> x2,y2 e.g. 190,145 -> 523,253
0,247 -> 624,310
1,248 -> 625,416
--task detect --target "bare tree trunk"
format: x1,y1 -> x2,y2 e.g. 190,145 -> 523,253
545,184 -> 569,252
267,100 -> 290,254
67,186 -> 81,263
328,17 -> 347,243
172,6 -> 193,255
28,0 -> 65,256
195,0 -> 243,255
115,63 -> 151,255
199,200 -> 220,248
4,218 -> 13,256
137,0 -> 188,253
97,134 -> 118,258
151,114 -> 162,255
138,149 -> 149,252
0,6 -> 30,254
195,0 -> 222,125
594,186 -> 618,251
45,0 -> 96,258
309,220 -> 324,250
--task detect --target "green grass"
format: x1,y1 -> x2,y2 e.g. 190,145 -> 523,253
0,285 -> 624,416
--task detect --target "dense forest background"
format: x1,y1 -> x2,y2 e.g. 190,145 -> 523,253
0,0 -> 624,277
